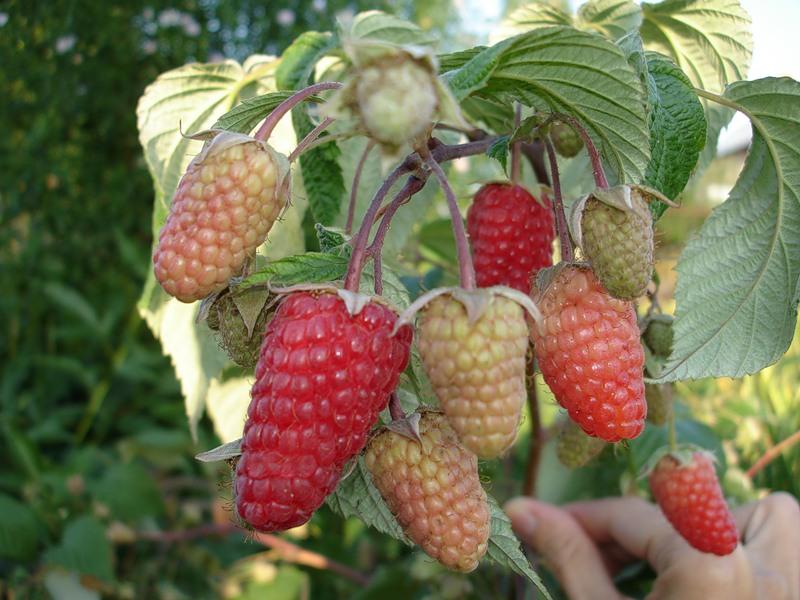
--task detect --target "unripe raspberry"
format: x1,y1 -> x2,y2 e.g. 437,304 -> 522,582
579,186 -> 654,300
643,314 -> 674,358
645,383 -> 673,426
466,183 -> 555,293
531,265 -> 646,441
417,291 -> 529,458
235,291 -> 412,532
207,294 -> 271,369
356,57 -> 438,147
556,418 -> 606,468
153,134 -> 286,302
550,121 -> 583,158
365,411 -> 490,572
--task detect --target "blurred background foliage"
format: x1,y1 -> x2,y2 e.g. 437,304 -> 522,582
1,1 -> 797,599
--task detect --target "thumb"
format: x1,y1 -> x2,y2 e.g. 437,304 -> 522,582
505,498 -> 624,600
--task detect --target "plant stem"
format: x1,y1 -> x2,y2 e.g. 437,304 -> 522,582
746,430 -> 800,479
345,141 -> 376,235
543,138 -> 574,263
521,141 -> 549,186
254,81 -> 342,142
288,117 -> 335,162
668,410 -> 677,452
388,392 -> 405,421
511,103 -> 522,185
423,155 -> 476,290
552,113 -> 608,188
522,351 -> 543,497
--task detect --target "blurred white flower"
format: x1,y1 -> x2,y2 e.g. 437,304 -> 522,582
55,34 -> 77,54
276,9 -> 295,26
312,0 -> 326,12
180,14 -> 201,37
0,12 -> 8,27
158,9 -> 182,27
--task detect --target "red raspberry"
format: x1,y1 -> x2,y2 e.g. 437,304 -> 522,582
234,291 -> 412,532
649,451 -> 738,555
466,183 -> 555,293
365,411 -> 490,572
531,265 -> 646,441
153,134 -> 285,302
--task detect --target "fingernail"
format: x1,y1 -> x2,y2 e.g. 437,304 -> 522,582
505,500 -> 538,539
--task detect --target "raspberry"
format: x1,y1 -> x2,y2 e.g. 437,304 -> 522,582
466,183 -> 555,293
365,411 -> 490,572
417,291 -> 529,458
235,291 -> 412,532
153,134 -> 286,302
207,293 -> 271,369
556,418 -> 606,468
531,265 -> 646,441
579,186 -> 654,300
649,451 -> 738,555
550,121 -> 583,158
645,383 -> 673,426
356,57 -> 437,147
643,314 -> 674,358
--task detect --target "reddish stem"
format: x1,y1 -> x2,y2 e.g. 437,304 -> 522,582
511,103 -> 522,185
543,138 -> 574,263
424,155 -> 476,290
345,141 -> 375,235
288,116 -> 335,162
522,353 -> 542,497
551,113 -> 608,188
388,392 -> 405,421
747,430 -> 800,479
254,81 -> 342,142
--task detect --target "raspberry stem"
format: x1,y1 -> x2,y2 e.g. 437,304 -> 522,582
551,113 -> 608,189
288,116 -> 336,162
345,141 -> 376,235
388,392 -> 405,421
254,81 -> 343,142
522,352 -> 543,497
511,103 -> 522,185
424,155 -> 477,290
543,138 -> 574,263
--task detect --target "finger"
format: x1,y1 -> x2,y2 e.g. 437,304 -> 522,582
505,498 -> 623,600
565,496 -> 689,573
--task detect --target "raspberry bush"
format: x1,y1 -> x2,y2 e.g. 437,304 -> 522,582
130,2 -> 800,597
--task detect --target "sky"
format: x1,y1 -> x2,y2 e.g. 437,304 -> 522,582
458,0 -> 800,154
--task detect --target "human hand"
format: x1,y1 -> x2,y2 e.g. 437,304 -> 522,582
505,493 -> 800,600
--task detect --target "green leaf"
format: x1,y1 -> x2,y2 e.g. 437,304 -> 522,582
276,31 -> 337,91
212,91 -> 296,134
460,96 -> 515,135
315,224 -> 350,256
438,47 -> 485,73
0,493 -> 41,561
446,27 -> 649,182
660,78 -> 800,381
487,136 -> 510,173
326,456 -> 411,544
497,0 -> 641,42
238,252 -> 349,290
486,495 -> 552,598
349,11 -> 437,46
88,463 -> 164,522
641,0 -> 753,173
44,516 -> 114,583
642,51 -> 706,216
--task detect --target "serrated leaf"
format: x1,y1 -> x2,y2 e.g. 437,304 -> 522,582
660,78 -> 800,381
44,516 -> 113,583
349,11 -> 437,46
239,253 -> 349,290
446,27 -> 649,182
315,223 -> 350,256
641,0 -> 753,174
0,493 -> 41,561
275,31 -> 337,91
460,96 -> 515,135
212,91 -> 300,134
88,464 -> 163,522
486,495 -> 551,598
496,0 -> 640,42
642,51 -> 706,216
438,47 -> 485,73
486,136 -> 510,173
326,456 -> 410,544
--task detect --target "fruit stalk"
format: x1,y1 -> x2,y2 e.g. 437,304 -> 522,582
345,141 -> 375,235
254,81 -> 343,142
522,352 -> 543,496
424,155 -> 477,290
511,103 -> 522,184
543,138 -> 574,263
551,113 -> 608,189
288,116 -> 336,162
